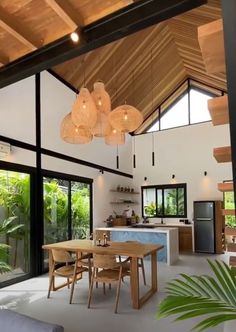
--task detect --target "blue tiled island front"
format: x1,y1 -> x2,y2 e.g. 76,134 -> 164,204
96,227 -> 179,265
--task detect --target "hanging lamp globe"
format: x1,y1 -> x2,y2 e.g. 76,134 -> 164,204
105,128 -> 125,145
108,104 -> 143,133
60,113 -> 92,144
91,81 -> 111,114
92,112 -> 112,137
71,87 -> 97,128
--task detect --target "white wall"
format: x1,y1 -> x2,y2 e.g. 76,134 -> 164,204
0,76 -> 35,145
0,71 -> 233,228
133,122 -> 232,223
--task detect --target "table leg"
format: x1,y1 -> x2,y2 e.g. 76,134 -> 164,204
130,257 -> 139,309
48,250 -> 55,291
151,251 -> 157,292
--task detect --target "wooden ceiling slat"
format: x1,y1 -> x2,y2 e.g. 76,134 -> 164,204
45,0 -> 83,29
83,0 -> 134,25
0,9 -> 38,50
0,0 -> 226,129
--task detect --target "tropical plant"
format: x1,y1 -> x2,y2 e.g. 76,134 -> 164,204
0,171 -> 30,270
157,259 -> 236,331
71,185 -> 90,239
0,216 -> 24,274
144,202 -> 156,217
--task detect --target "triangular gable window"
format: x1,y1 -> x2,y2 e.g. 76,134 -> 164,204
143,80 -> 224,134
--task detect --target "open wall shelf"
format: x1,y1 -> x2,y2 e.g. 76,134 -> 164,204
213,146 -> 232,163
208,95 -> 229,126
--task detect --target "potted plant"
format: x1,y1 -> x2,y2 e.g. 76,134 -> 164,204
157,259 -> 236,331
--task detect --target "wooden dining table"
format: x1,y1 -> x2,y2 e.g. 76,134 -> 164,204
42,239 -> 164,309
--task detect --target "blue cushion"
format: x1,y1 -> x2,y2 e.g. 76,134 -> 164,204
0,309 -> 64,332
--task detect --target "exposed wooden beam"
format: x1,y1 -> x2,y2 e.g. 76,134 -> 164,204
198,19 -> 225,74
0,54 -> 8,66
0,9 -> 39,50
0,0 -> 207,89
222,0 -> 236,213
45,0 -> 81,30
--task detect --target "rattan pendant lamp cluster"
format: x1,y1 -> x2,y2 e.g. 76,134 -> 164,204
60,82 -> 143,146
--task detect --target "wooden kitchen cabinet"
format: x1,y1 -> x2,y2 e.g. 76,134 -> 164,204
178,227 -> 193,252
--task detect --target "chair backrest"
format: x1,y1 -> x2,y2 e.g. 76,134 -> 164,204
93,254 -> 118,269
51,249 -> 73,263
94,230 -> 111,241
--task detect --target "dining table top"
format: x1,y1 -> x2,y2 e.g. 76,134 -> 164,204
42,239 -> 164,258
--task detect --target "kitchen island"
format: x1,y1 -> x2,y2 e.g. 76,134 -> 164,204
96,226 -> 179,265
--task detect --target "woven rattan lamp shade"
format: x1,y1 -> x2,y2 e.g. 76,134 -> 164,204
92,112 -> 112,137
71,87 -> 97,128
91,82 -> 111,114
105,128 -> 125,145
108,104 -> 143,133
60,113 -> 92,144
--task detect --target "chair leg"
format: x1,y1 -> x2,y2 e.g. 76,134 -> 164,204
103,282 -> 106,294
69,265 -> 78,304
140,258 -> 146,286
67,277 -> 70,288
88,257 -> 92,286
47,275 -> 54,299
88,269 -> 95,308
114,267 -> 122,314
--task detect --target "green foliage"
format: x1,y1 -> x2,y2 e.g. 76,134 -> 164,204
157,259 -> 236,331
144,202 -> 156,216
224,191 -> 236,228
43,180 -> 90,242
43,179 -> 68,243
0,216 -> 24,274
0,171 -> 29,272
71,186 -> 90,239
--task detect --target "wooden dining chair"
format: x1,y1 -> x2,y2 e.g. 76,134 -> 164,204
119,241 -> 146,285
88,254 -> 126,313
47,249 -> 88,304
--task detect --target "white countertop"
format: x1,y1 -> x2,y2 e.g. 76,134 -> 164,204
97,226 -> 178,233
151,223 -> 193,228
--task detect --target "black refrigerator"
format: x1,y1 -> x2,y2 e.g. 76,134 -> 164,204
193,201 -> 215,253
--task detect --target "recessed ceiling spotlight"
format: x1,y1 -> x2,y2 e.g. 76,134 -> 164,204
70,32 -> 79,43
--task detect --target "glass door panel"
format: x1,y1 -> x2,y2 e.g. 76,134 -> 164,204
0,170 -> 30,283
164,188 -> 177,215
71,182 -> 91,239
43,177 -> 69,245
143,188 -> 156,217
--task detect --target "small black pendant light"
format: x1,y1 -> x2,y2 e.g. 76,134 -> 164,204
116,145 -> 119,169
132,70 -> 136,169
133,136 -> 136,168
151,49 -> 155,166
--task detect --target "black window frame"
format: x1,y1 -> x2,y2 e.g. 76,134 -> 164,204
141,183 -> 187,218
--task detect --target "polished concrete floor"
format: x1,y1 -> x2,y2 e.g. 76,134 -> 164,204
0,253 -> 229,332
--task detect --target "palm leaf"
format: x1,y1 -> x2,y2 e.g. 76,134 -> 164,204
0,261 -> 11,273
157,259 -> 236,331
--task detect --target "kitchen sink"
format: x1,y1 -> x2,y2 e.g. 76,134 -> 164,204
130,223 -> 156,228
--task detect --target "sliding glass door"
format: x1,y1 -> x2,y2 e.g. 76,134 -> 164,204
71,181 -> 91,239
43,174 -> 92,269
43,177 -> 69,244
0,170 -> 31,284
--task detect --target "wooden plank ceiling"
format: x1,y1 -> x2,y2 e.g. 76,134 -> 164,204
0,0 -> 226,133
